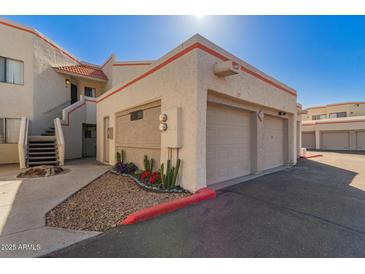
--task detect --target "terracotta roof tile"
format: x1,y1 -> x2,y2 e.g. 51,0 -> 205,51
55,64 -> 108,81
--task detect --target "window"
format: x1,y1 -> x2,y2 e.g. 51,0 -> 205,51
0,56 -> 24,85
329,112 -> 347,119
312,114 -> 327,120
130,110 -> 143,121
0,118 -> 21,144
84,87 -> 96,97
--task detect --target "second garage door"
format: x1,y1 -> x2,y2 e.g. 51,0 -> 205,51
206,103 -> 252,185
321,131 -> 349,150
302,132 -> 316,149
263,115 -> 286,170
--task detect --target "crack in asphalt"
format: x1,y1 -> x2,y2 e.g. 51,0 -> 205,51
219,189 -> 365,237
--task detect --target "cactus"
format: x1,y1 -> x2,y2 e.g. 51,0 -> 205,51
171,158 -> 181,188
116,152 -> 121,163
144,155 -> 154,173
159,158 -> 181,189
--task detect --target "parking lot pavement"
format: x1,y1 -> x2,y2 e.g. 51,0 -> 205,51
47,152 -> 365,257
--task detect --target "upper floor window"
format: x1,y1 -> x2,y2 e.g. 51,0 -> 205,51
0,118 -> 21,144
84,87 -> 96,97
329,112 -> 347,119
0,56 -> 24,85
312,114 -> 327,120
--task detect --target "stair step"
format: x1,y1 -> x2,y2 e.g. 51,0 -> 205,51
28,156 -> 57,160
41,133 -> 55,136
29,143 -> 55,147
28,147 -> 56,151
28,151 -> 56,156
28,160 -> 58,166
28,136 -> 56,142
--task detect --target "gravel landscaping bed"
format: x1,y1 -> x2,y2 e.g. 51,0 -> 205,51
46,171 -> 190,232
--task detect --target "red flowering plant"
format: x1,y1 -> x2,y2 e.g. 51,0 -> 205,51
139,170 -> 161,185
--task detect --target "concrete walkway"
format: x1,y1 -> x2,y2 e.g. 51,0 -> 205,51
0,158 -> 110,257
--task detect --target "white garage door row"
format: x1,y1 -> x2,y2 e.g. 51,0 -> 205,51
301,130 -> 365,151
206,102 -> 287,186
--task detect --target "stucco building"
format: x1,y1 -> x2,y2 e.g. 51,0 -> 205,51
0,18 -> 153,165
1,18 -> 301,192
302,102 -> 365,150
97,34 -> 300,192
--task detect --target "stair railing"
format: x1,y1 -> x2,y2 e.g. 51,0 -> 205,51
18,116 -> 29,169
54,118 -> 65,166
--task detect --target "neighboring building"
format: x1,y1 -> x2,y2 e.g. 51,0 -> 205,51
302,102 -> 365,151
97,34 -> 300,192
302,102 -> 365,121
0,18 -> 153,165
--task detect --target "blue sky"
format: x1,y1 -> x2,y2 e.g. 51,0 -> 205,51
3,15 -> 365,108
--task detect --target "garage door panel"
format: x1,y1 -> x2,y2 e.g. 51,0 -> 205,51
206,103 -> 252,185
321,131 -> 349,150
356,131 -> 365,150
302,132 -> 315,149
263,115 -> 285,170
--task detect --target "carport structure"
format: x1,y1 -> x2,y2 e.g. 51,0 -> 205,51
96,34 -> 299,193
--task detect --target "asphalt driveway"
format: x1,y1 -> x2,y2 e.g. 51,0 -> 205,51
47,152 -> 365,257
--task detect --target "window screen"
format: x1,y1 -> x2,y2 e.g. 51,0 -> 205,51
5,118 -> 21,143
0,57 -> 5,82
6,59 -> 24,84
84,87 -> 96,97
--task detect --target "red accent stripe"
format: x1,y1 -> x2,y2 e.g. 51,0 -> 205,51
0,20 -> 80,64
98,42 -> 296,103
112,62 -> 152,67
302,119 -> 365,126
120,188 -> 216,225
61,102 -> 86,127
300,153 -> 323,159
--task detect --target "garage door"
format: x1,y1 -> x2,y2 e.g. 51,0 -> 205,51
206,103 -> 252,185
302,132 -> 315,149
115,101 -> 161,169
356,131 -> 365,150
263,115 -> 285,170
321,131 -> 349,150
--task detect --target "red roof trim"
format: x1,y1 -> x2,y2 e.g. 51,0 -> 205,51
97,42 -> 296,103
113,62 -> 152,67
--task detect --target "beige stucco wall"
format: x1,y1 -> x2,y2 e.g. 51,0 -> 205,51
31,33 -> 78,135
0,144 -> 19,164
0,23 -> 34,121
61,97 -> 96,159
97,34 -> 298,192
111,62 -> 152,88
97,46 -> 201,192
72,78 -> 106,98
302,102 -> 365,121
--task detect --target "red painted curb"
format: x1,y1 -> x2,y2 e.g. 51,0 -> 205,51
120,187 -> 216,225
300,154 -> 323,159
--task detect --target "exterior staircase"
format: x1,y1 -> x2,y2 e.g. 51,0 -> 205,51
27,128 -> 59,166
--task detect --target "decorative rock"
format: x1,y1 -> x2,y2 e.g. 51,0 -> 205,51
17,165 -> 65,178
